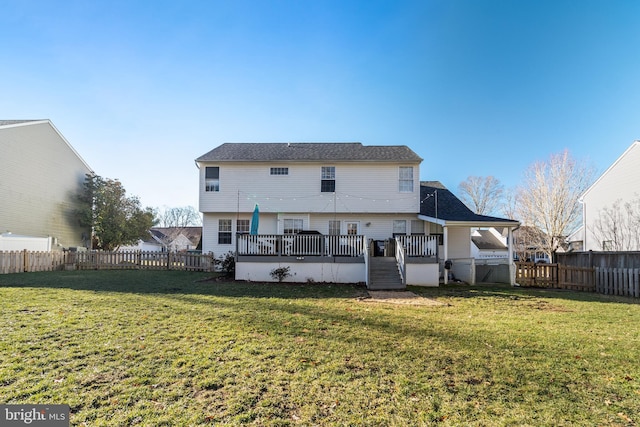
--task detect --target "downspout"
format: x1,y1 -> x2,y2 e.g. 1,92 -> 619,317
443,226 -> 449,284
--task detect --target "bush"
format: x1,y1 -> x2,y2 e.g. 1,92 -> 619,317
270,266 -> 291,282
216,252 -> 236,277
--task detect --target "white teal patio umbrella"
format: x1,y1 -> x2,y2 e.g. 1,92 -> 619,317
250,204 -> 259,235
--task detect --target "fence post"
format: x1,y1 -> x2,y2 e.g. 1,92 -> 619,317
23,249 -> 28,272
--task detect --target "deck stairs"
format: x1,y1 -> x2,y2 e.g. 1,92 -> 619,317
368,256 -> 405,290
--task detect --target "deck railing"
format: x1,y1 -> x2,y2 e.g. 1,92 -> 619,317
236,234 -> 366,257
395,235 -> 438,257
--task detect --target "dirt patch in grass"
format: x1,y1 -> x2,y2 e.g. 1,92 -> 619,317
361,290 -> 446,306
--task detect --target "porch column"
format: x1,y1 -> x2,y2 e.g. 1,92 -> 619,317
507,227 -> 514,264
507,226 -> 516,286
443,226 -> 449,285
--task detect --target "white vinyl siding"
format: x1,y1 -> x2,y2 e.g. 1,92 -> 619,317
582,142 -> 640,251
199,162 -> 419,215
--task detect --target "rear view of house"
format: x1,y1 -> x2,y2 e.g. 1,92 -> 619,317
195,142 -> 519,287
0,120 -> 93,251
196,142 -> 423,254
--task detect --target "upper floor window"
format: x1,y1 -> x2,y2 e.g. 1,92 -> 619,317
270,167 -> 289,176
399,167 -> 413,192
205,167 -> 220,192
321,166 -> 336,192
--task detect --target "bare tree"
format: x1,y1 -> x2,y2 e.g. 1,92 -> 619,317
155,206 -> 202,228
458,176 -> 504,215
501,187 -> 519,220
590,198 -> 640,250
516,150 -> 595,259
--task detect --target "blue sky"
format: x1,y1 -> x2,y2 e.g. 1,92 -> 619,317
2,0 -> 639,211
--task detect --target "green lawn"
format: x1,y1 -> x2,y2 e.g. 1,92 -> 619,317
1,270 -> 639,426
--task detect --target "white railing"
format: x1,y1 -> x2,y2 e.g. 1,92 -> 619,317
395,235 -> 438,257
395,238 -> 406,287
236,234 -> 366,257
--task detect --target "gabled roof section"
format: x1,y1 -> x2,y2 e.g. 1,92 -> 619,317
472,230 -> 507,250
581,140 -> 640,200
196,143 -> 423,163
419,181 -> 519,226
0,119 -> 93,173
0,120 -> 44,127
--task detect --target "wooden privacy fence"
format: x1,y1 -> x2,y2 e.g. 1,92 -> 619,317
0,250 -> 216,274
516,262 -> 640,297
597,268 -> 640,298
515,262 -> 596,292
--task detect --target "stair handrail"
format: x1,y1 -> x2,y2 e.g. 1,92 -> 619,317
395,237 -> 407,287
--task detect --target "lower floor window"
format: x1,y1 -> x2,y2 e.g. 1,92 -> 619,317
283,219 -> 303,234
219,219 -> 232,244
328,220 -> 340,235
237,219 -> 250,234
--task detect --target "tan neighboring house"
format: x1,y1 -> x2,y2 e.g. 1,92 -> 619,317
0,120 -> 93,251
571,141 -> 640,251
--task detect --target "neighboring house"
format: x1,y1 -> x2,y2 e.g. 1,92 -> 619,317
512,225 -> 552,262
195,143 -> 519,287
471,229 -> 508,259
118,227 -> 202,252
572,141 -> 640,251
0,120 -> 93,251
117,235 -> 163,252
150,227 -> 202,252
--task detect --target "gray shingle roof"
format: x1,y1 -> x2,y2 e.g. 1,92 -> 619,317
196,143 -> 423,163
420,181 -> 518,224
472,230 -> 507,250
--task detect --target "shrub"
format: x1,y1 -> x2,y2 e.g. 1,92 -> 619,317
270,266 -> 291,282
216,251 -> 236,277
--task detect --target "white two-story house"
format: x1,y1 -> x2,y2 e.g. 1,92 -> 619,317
195,142 -> 519,287
196,142 -> 423,253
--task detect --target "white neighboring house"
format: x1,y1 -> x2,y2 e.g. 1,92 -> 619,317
118,227 -> 202,252
0,120 -> 93,251
471,229 -> 508,259
572,141 -> 640,251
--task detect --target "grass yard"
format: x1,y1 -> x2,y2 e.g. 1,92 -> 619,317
1,270 -> 640,426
